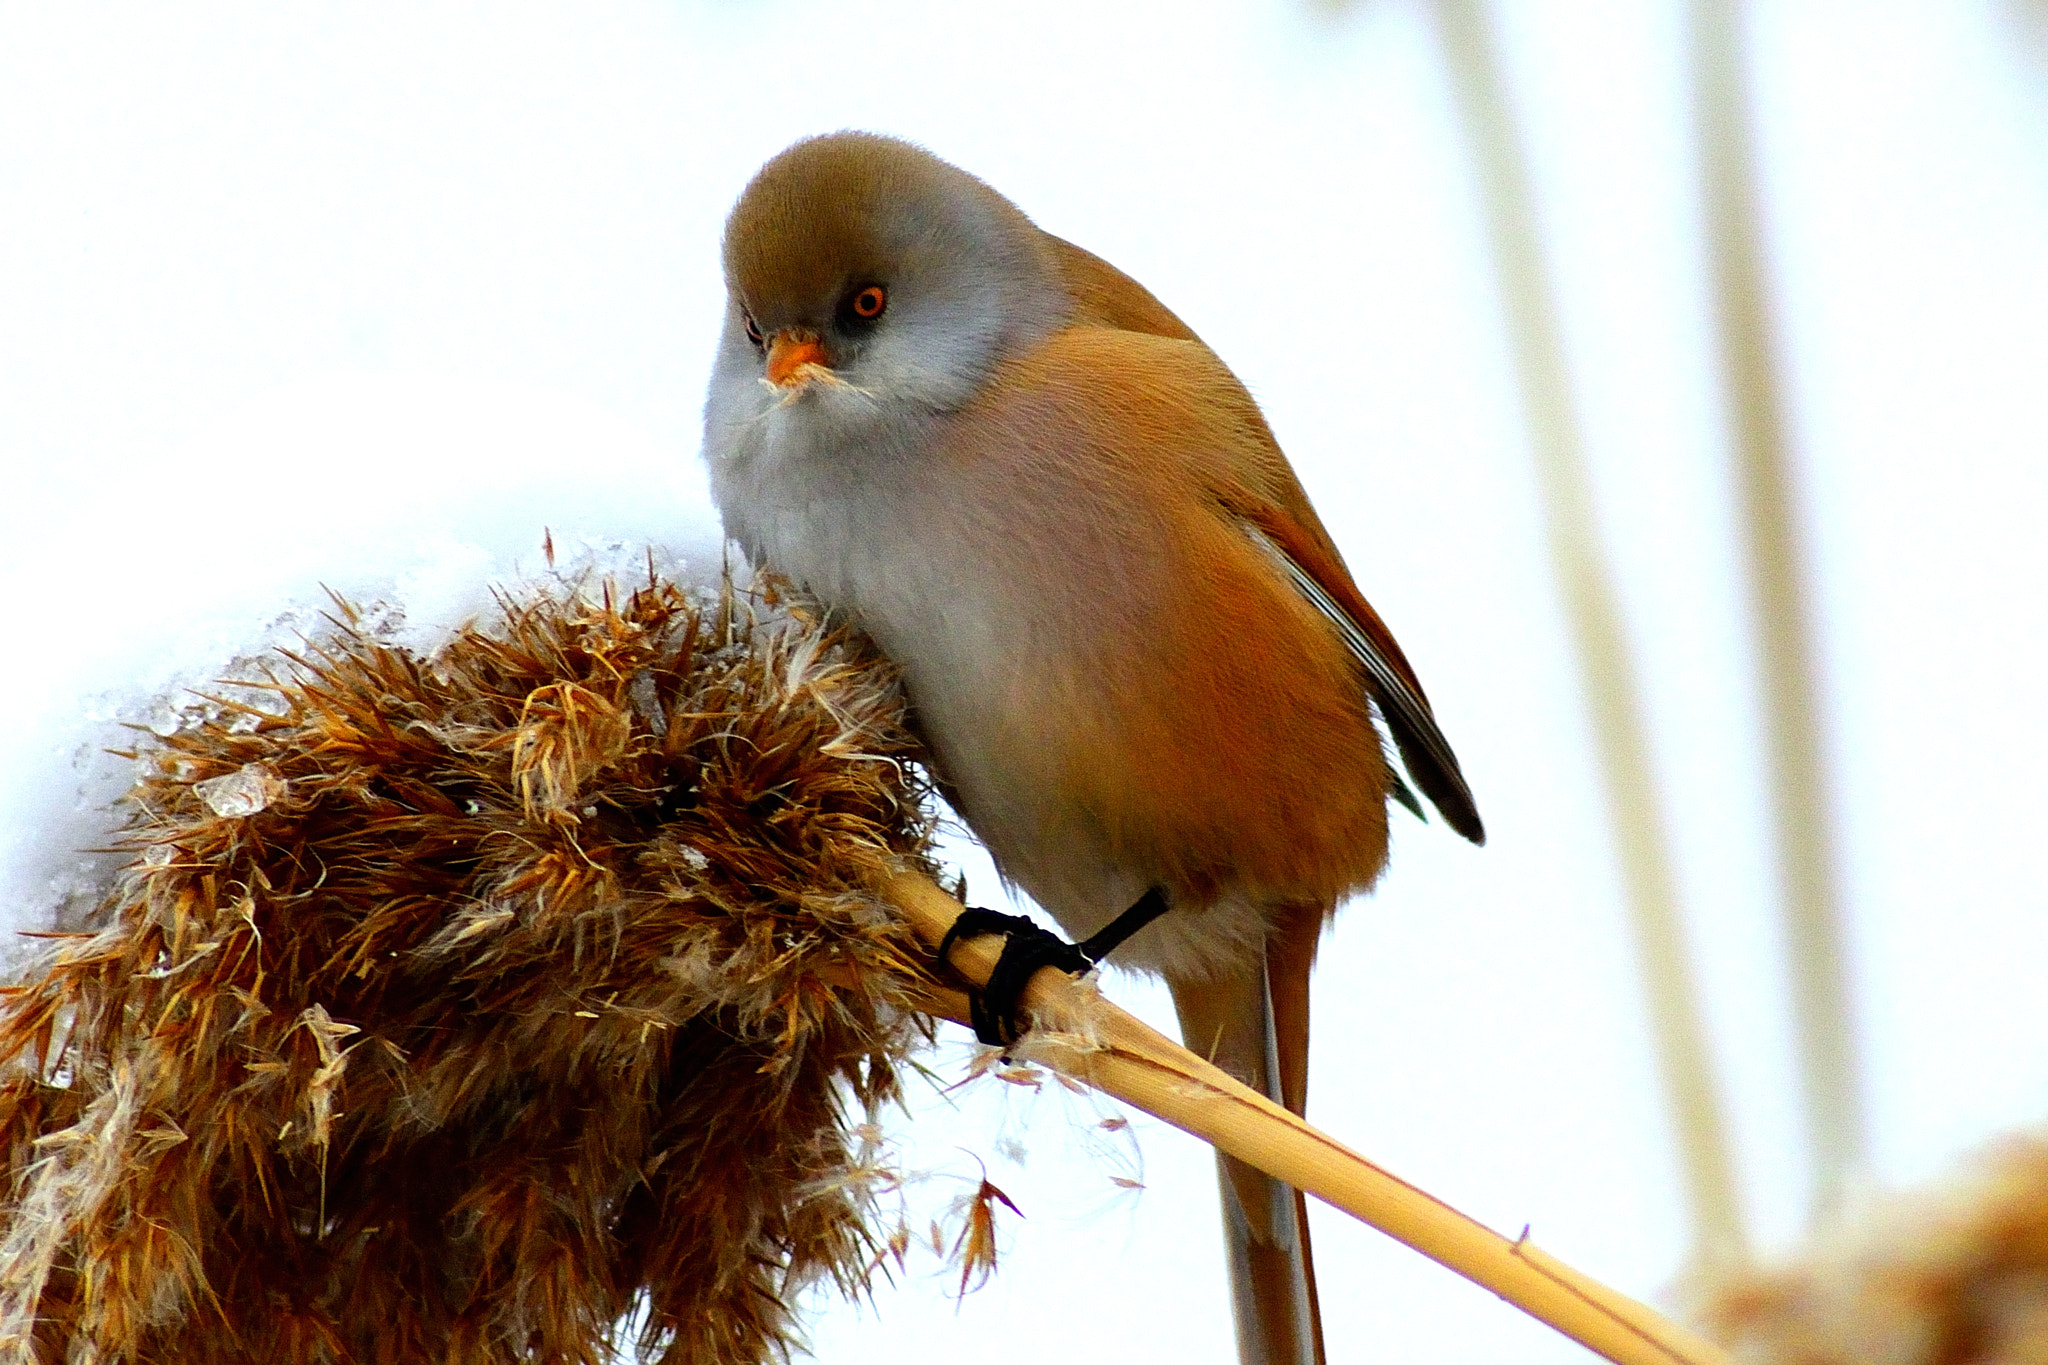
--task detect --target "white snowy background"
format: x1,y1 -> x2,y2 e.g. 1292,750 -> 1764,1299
2,1 -> 2046,1359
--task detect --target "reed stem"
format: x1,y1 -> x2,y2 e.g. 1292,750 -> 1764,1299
1429,0 -> 1749,1270
881,867 -> 1737,1365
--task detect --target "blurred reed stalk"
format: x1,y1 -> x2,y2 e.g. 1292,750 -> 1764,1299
1427,0 -> 1748,1271
1687,0 -> 1865,1222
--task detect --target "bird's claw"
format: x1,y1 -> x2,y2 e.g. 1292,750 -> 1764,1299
934,908 -> 1091,1048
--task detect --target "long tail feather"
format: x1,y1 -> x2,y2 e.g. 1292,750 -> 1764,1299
1171,908 -> 1327,1365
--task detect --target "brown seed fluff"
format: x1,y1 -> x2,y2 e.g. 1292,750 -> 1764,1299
0,571 -> 943,1365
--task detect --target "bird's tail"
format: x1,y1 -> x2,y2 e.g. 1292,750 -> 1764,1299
1170,903 -> 1327,1365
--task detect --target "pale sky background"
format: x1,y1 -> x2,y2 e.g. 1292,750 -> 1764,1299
2,2 -> 2046,1360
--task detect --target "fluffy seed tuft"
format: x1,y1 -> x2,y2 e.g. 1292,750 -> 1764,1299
0,571 -> 942,1365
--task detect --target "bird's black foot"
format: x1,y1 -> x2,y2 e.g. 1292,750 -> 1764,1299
935,889 -> 1171,1047
936,908 -> 1088,1047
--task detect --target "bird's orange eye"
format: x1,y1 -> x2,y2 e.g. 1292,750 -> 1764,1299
850,286 -> 886,320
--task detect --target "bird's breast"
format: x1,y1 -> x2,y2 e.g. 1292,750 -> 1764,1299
709,329 -> 1396,970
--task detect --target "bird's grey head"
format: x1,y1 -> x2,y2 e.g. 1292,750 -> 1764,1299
703,132 -> 1071,471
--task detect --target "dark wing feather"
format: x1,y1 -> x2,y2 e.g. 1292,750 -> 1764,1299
1243,518 -> 1485,846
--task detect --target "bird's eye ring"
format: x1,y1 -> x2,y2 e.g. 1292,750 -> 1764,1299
741,308 -> 764,348
849,285 -> 887,320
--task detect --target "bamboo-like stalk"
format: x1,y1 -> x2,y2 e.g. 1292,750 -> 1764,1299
880,867 -> 1737,1365
1427,0 -> 1748,1270
1687,0 -> 1865,1222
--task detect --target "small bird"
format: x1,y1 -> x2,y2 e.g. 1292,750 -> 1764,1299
703,132 -> 1483,1365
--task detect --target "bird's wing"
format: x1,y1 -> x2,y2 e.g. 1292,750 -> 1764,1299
991,310 -> 1486,846
1239,508 -> 1486,846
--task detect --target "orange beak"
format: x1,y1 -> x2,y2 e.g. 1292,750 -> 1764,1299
765,330 -> 828,387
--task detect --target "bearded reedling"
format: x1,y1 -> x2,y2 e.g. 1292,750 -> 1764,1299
704,132 -> 1484,1365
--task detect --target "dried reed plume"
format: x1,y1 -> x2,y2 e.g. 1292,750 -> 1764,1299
1697,1134 -> 2048,1363
0,570 -> 945,1364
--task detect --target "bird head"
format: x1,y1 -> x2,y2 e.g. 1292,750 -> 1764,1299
708,132 -> 1071,435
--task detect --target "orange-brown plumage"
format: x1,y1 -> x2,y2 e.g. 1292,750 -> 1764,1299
1043,234 -> 1204,341
931,326 -> 1394,925
704,132 -> 1482,1365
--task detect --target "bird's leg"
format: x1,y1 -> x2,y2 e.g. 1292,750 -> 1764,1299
935,888 -> 1170,1047
1074,886 -> 1171,964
